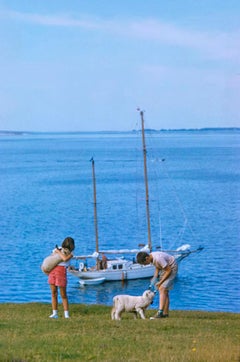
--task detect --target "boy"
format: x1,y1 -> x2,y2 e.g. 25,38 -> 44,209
137,251 -> 178,318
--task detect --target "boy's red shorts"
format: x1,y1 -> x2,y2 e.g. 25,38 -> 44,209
48,266 -> 67,287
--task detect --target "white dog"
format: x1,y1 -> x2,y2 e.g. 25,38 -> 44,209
111,290 -> 155,320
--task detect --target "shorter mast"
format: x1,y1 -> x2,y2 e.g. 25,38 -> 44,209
139,110 -> 152,251
90,157 -> 99,255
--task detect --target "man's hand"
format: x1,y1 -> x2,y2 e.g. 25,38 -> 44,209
149,276 -> 158,290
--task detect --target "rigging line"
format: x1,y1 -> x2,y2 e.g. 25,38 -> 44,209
149,157 -> 164,250
175,219 -> 188,245
151,158 -> 187,250
133,117 -> 143,244
159,160 -> 198,241
156,186 -> 163,250
147,143 -> 192,248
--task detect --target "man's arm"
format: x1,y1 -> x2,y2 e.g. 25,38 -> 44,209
150,267 -> 160,287
154,267 -> 160,279
155,265 -> 172,287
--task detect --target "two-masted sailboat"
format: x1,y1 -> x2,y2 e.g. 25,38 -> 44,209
69,110 -> 202,284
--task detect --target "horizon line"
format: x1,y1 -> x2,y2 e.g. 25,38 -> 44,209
1,127 -> 240,135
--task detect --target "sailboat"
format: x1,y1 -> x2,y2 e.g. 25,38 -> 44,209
69,110 -> 203,284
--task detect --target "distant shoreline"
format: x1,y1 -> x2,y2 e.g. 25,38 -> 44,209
0,127 -> 240,136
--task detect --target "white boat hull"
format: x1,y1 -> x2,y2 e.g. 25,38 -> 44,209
69,245 -> 201,283
69,262 -> 155,281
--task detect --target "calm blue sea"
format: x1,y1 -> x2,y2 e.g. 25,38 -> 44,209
0,130 -> 239,313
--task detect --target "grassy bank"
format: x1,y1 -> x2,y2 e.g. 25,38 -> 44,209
0,303 -> 239,362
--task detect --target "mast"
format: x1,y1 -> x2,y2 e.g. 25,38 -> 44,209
91,157 -> 99,254
139,110 -> 152,251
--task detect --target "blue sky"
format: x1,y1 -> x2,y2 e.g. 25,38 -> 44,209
0,1 -> 239,131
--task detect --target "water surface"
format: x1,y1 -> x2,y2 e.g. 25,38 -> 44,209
0,130 -> 239,312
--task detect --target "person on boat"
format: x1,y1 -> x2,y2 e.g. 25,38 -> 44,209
136,251 -> 178,319
97,254 -> 108,270
101,254 -> 108,269
47,236 -> 75,319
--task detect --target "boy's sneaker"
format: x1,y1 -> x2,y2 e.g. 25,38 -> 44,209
150,311 -> 168,320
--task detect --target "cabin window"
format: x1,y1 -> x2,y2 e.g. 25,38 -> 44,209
112,265 -> 117,270
118,264 -> 123,270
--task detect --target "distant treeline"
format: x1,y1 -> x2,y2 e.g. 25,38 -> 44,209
143,127 -> 240,133
0,130 -> 26,136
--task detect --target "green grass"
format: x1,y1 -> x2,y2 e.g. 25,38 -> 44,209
0,303 -> 239,362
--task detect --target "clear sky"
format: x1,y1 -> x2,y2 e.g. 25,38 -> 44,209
0,1 -> 239,131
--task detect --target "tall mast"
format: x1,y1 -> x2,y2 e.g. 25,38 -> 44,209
91,157 -> 99,254
139,110 -> 152,251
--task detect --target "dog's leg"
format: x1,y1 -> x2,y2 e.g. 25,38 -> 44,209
115,310 -> 122,320
111,307 -> 116,320
136,308 -> 146,319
